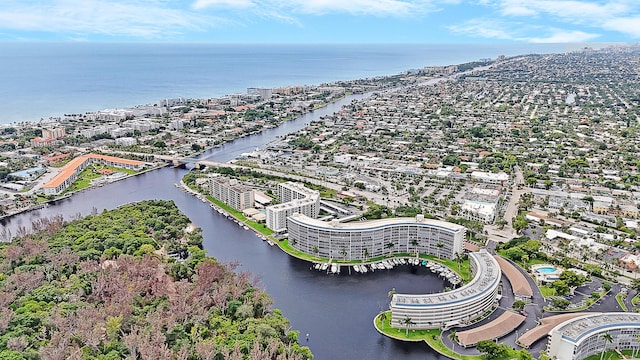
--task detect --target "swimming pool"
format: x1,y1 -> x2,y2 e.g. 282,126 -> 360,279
536,266 -> 557,274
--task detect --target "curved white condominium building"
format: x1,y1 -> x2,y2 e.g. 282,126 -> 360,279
389,250 -> 501,329
286,213 -> 466,260
547,313 -> 640,360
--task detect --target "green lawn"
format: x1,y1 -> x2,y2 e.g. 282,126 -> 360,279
205,195 -> 273,237
584,349 -> 634,360
373,312 -> 529,360
421,255 -> 471,282
539,285 -> 556,297
62,164 -> 139,195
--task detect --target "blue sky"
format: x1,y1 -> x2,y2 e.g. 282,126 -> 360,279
0,0 -> 638,43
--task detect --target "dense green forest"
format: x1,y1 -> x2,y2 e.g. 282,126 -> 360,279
0,200 -> 312,360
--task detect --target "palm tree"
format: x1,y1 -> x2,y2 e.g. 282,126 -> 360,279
455,252 -> 463,271
401,316 -> 415,336
600,332 -> 613,360
388,288 -> 396,306
379,312 -> 387,330
385,242 -> 395,255
448,330 -> 458,353
436,242 -> 444,259
410,239 -> 419,255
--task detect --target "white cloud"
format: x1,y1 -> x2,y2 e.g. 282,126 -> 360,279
603,16 -> 640,38
449,17 -> 603,43
500,5 -> 536,16
526,29 -> 600,43
192,0 -> 255,10
448,19 -> 514,40
288,0 -> 419,16
0,0 -> 217,39
194,0 -> 441,17
473,0 -> 640,40
495,0 -> 631,21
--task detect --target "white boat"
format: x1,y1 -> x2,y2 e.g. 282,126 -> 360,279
369,264 -> 375,272
267,240 -> 275,246
400,258 -> 406,265
361,265 -> 368,273
321,263 -> 329,271
314,263 -> 321,270
243,225 -> 249,230
331,264 -> 338,273
353,265 -> 360,273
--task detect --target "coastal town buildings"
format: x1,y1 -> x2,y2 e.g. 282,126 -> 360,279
390,250 -> 500,330
547,313 -> 640,360
286,213 -> 465,260
3,44 -> 640,359
208,175 -> 255,211
42,154 -> 145,195
266,182 -> 320,233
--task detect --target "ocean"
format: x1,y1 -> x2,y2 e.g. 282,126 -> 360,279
0,42 -> 582,125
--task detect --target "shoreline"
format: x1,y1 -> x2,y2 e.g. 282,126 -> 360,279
0,59 -> 476,233
0,163 -> 166,224
0,89 -> 357,226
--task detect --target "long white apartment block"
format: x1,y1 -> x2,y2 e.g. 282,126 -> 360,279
209,176 -> 255,211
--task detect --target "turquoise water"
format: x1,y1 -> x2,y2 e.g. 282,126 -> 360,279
537,267 -> 557,273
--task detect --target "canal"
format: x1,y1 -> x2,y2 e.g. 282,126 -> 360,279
1,94 -> 449,359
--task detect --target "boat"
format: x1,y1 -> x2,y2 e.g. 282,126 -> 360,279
321,263 -> 329,271
267,240 -> 275,246
361,265 -> 367,273
331,264 -> 338,273
314,263 -> 321,270
243,225 -> 249,230
353,265 -> 360,273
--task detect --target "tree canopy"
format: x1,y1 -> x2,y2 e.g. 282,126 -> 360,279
0,200 -> 312,360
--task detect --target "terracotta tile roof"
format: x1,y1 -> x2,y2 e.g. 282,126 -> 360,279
43,154 -> 143,189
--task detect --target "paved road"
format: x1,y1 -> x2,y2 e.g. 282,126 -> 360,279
485,166 -> 527,244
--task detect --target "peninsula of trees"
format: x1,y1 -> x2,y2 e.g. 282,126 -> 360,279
0,200 -> 312,360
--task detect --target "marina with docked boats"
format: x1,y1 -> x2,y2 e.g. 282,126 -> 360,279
177,180 -> 463,284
